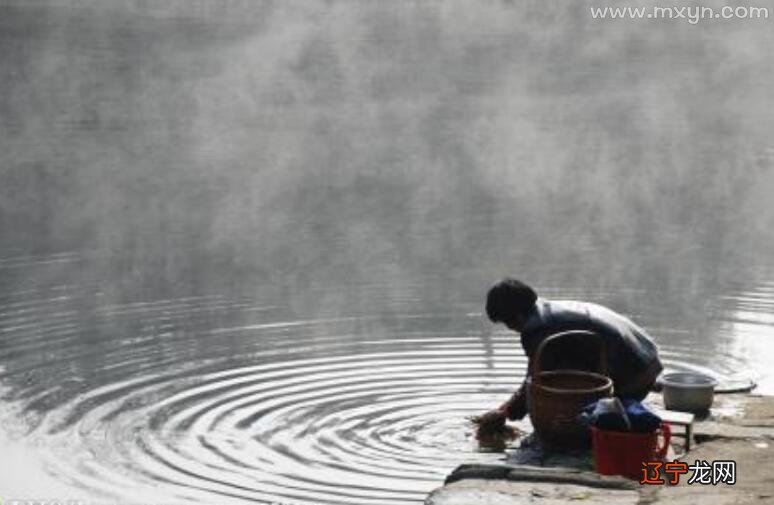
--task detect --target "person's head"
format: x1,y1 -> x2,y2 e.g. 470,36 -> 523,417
485,278 -> 537,331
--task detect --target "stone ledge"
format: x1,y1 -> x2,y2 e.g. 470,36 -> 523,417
445,463 -> 638,490
426,478 -> 640,505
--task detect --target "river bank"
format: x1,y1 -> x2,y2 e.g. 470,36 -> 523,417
426,393 -> 774,504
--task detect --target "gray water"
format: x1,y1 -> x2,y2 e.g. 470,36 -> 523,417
2,1 -> 774,504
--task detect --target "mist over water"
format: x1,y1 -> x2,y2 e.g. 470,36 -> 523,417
2,1 -> 774,503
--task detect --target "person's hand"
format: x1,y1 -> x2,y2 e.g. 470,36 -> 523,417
471,409 -> 506,438
470,409 -> 521,450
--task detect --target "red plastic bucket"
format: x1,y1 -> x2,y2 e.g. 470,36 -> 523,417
591,423 -> 671,480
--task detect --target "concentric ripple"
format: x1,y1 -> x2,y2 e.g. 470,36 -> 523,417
1,255 -> 772,504
1,287 -> 524,504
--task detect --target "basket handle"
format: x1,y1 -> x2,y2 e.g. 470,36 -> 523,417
531,330 -> 608,382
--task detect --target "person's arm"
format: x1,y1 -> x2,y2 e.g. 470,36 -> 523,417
497,377 -> 528,420
473,371 -> 530,435
473,328 -> 539,431
498,342 -> 538,421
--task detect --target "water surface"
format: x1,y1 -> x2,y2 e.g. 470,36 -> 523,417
2,1 -> 774,504
1,252 -> 772,504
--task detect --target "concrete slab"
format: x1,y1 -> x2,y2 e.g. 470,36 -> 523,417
425,479 -> 639,505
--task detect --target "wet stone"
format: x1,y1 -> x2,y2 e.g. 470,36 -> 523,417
425,478 -> 639,505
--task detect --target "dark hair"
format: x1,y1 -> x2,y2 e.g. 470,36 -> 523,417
485,278 -> 538,323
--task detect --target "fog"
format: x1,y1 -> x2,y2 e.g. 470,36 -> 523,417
2,2 -> 774,502
3,1 -> 774,314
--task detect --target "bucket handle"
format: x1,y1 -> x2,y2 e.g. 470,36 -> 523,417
532,330 -> 608,382
655,422 -> 671,460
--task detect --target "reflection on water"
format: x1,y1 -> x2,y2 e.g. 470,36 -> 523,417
3,1 -> 774,503
1,252 -> 773,504
0,273 -> 518,504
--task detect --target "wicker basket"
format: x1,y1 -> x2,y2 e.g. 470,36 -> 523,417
528,331 -> 613,449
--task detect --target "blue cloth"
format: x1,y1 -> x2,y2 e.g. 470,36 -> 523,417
621,398 -> 662,433
578,398 -> 661,433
